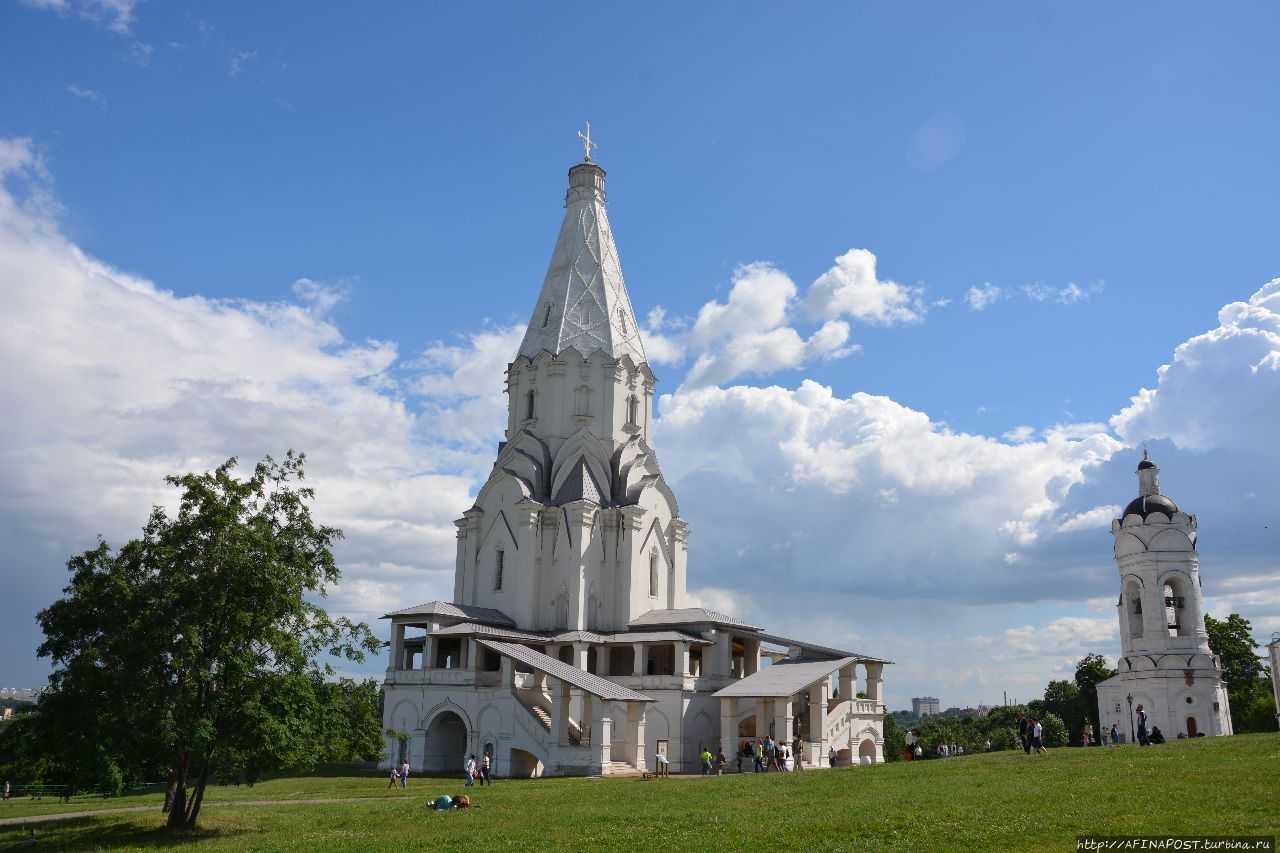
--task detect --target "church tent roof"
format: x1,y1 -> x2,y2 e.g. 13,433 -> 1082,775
476,639 -> 655,702
712,657 -> 858,699
516,162 -> 647,365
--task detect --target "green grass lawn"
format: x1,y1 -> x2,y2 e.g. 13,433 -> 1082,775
2,734 -> 1276,852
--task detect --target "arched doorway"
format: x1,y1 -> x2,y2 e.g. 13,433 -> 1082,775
510,748 -> 543,778
1186,716 -> 1198,737
858,738 -> 878,765
423,711 -> 468,774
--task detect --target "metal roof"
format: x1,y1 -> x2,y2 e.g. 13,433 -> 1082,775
712,657 -> 858,699
476,640 -> 655,703
752,631 -> 893,665
381,601 -> 516,627
432,622 -> 548,642
628,607 -> 759,631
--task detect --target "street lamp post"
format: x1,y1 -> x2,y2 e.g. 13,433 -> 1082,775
1126,693 -> 1135,745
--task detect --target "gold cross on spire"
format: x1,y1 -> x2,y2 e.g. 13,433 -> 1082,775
577,121 -> 598,162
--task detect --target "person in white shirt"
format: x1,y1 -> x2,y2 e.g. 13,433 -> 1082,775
464,754 -> 476,786
399,760 -> 410,788
1031,719 -> 1047,754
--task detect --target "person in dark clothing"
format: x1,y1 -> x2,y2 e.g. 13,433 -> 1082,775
1136,705 -> 1150,746
1017,714 -> 1031,754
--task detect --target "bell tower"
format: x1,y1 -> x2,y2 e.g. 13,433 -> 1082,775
1095,452 -> 1232,740
1112,451 -> 1209,656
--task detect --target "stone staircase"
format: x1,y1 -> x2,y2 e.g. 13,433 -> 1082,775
516,691 -> 583,746
603,760 -> 642,777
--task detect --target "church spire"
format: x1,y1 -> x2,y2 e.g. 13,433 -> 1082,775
517,133 -> 647,365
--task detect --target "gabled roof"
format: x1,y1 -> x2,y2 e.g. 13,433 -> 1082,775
431,622 -> 548,642
516,163 -> 647,365
477,639 -> 654,702
752,631 -> 893,665
629,607 -> 759,631
381,601 -> 515,628
713,657 -> 858,699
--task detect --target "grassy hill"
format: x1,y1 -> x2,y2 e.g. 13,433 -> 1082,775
3,733 -> 1277,852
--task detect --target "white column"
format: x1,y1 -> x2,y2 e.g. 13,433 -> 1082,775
573,642 -> 589,671
809,681 -> 829,766
466,639 -> 479,672
678,642 -> 691,677
422,635 -> 436,670
632,643 -> 645,676
717,631 -> 734,677
627,703 -> 647,771
500,655 -> 514,688
554,679 -> 571,746
582,693 -> 594,745
755,699 -> 769,742
598,645 -> 612,676
719,697 -> 737,771
746,639 -> 761,675
838,664 -> 854,703
774,698 -> 794,749
390,623 -> 405,670
599,717 -> 613,770
865,662 -> 884,703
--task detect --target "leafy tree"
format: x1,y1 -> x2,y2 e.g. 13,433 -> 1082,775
1039,712 -> 1068,747
882,714 -> 905,762
36,453 -> 380,829
1041,680 -> 1084,742
1074,654 -> 1117,737
1205,613 -> 1269,732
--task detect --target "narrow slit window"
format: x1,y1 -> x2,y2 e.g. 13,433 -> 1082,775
649,552 -> 658,597
526,390 -> 536,420
495,550 -> 504,591
543,303 -> 553,327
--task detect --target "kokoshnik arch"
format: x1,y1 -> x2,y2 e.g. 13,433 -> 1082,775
379,139 -> 891,777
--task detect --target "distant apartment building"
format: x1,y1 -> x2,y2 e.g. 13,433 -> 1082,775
912,696 -> 941,717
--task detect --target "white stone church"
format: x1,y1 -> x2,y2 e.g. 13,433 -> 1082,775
380,147 -> 890,777
1095,453 -> 1233,741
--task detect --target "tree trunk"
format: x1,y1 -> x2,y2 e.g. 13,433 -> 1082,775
184,758 -> 211,828
165,752 -> 189,830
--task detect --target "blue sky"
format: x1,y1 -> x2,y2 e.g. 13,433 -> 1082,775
2,1 -> 1278,707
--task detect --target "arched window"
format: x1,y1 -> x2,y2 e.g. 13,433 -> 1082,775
1163,581 -> 1190,637
574,384 -> 590,417
649,551 -> 659,598
494,550 -> 504,591
627,395 -> 639,426
525,389 -> 536,420
1126,580 -> 1144,639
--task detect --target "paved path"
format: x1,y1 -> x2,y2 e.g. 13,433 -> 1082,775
0,795 -> 415,828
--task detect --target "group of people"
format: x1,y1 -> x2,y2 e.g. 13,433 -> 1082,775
387,759 -> 411,788
735,736 -> 808,773
1016,713 -> 1049,755
464,753 -> 492,786
935,743 -> 966,758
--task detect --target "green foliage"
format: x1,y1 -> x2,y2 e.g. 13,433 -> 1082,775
1236,685 -> 1278,733
1041,680 -> 1084,743
33,453 -> 381,829
1073,653 -> 1117,736
1205,613 -> 1271,732
1039,712 -> 1068,747
881,714 -> 905,762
